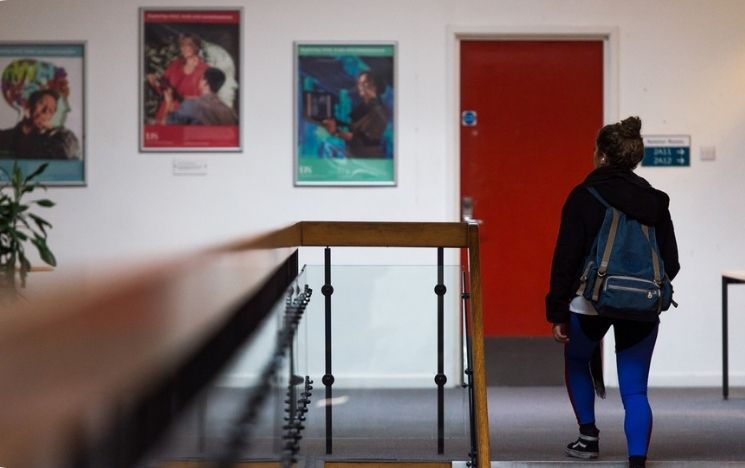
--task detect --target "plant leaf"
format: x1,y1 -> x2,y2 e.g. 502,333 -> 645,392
34,199 -> 55,208
1,162 -> 57,276
28,213 -> 52,236
23,163 -> 49,183
11,164 -> 22,187
32,237 -> 57,267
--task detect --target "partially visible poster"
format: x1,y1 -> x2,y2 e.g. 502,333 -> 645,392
0,43 -> 85,185
140,8 -> 241,151
295,43 -> 396,186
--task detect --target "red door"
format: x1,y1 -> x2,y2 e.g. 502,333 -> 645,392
460,40 -> 603,337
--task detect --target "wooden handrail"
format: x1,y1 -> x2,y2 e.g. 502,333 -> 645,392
211,221 -> 470,251
0,247 -> 298,467
299,221 -> 469,247
0,221 -> 489,468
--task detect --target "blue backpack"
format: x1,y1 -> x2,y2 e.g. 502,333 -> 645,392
577,187 -> 677,321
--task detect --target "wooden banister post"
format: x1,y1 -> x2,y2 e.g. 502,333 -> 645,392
468,223 -> 491,467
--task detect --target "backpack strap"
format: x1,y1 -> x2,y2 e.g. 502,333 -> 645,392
586,187 -> 611,208
592,207 -> 620,301
576,261 -> 594,296
640,225 -> 662,285
642,225 -> 665,313
586,186 -> 620,301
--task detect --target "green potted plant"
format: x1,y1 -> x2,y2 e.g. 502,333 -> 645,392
0,162 -> 56,295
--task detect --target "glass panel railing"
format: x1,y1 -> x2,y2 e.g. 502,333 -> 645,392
139,266 -> 311,466
298,264 -> 471,462
140,262 -> 475,466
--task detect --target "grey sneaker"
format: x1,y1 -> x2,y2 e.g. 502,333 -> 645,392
565,434 -> 599,459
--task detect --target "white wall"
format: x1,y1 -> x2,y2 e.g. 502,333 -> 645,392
1,0 -> 745,387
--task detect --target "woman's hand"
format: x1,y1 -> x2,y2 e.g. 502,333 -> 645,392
552,323 -> 569,343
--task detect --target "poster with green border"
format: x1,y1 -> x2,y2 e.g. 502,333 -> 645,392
295,43 -> 395,186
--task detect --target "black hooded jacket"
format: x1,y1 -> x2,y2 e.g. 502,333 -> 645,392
545,166 -> 680,324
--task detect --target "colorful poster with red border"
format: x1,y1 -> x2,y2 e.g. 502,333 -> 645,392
140,8 -> 241,152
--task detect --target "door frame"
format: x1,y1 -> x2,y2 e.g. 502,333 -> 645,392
449,27 -> 619,382
447,26 -> 619,223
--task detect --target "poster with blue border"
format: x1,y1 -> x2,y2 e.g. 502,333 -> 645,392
0,43 -> 85,185
295,43 -> 395,186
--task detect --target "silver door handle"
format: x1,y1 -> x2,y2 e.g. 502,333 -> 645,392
461,196 -> 483,224
463,215 -> 483,225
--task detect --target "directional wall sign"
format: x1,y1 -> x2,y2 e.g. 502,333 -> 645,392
642,135 -> 690,167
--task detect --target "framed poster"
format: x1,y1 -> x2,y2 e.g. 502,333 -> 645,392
0,42 -> 86,185
295,43 -> 396,186
140,8 -> 241,152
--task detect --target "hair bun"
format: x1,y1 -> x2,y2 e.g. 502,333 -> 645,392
619,116 -> 642,138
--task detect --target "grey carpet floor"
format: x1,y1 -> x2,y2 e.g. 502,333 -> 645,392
144,386 -> 745,466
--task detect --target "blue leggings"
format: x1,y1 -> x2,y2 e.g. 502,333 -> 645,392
565,312 -> 659,457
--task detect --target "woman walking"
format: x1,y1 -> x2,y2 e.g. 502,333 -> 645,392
546,116 -> 680,468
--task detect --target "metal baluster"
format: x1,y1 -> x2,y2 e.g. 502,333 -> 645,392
281,286 -> 313,466
434,247 -> 447,454
322,247 -> 335,454
723,276 -> 729,400
217,281 -> 312,468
